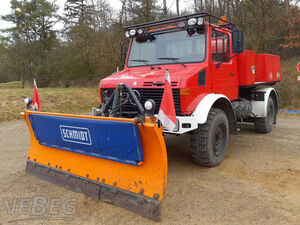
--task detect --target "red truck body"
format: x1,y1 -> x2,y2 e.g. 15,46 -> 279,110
99,23 -> 281,116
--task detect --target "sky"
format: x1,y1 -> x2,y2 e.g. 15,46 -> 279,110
0,0 -> 192,35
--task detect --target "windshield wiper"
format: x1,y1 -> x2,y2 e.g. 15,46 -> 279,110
157,57 -> 186,67
130,59 -> 154,69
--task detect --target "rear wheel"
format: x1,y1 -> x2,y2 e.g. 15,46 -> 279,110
190,108 -> 229,167
254,97 -> 275,133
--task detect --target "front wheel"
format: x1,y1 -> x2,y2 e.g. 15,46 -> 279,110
254,97 -> 275,133
190,108 -> 229,167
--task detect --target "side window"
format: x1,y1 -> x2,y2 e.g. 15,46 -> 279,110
211,29 -> 230,62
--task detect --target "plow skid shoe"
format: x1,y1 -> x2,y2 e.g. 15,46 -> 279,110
21,110 -> 167,221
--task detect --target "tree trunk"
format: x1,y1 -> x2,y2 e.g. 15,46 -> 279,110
176,0 -> 180,16
226,0 -> 230,18
119,0 -> 127,24
163,0 -> 167,15
21,71 -> 25,88
285,0 -> 290,13
217,0 -> 223,15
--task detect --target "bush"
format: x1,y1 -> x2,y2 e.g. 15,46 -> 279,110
275,57 -> 300,109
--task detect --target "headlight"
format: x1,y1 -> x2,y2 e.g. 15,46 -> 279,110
144,100 -> 154,111
24,98 -> 30,105
197,17 -> 204,25
125,31 -> 130,38
24,98 -> 32,108
129,29 -> 136,37
187,18 -> 197,26
137,28 -> 144,35
144,99 -> 156,116
177,21 -> 185,28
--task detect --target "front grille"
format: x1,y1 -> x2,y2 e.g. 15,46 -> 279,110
102,88 -> 181,116
143,81 -> 178,87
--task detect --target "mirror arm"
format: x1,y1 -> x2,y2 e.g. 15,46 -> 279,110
216,53 -> 240,68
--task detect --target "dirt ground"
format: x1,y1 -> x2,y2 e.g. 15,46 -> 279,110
0,114 -> 299,225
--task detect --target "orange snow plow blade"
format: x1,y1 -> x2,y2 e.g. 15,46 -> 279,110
21,110 -> 167,221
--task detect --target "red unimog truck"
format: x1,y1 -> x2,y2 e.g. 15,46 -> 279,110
22,12 -> 281,221
98,12 -> 281,167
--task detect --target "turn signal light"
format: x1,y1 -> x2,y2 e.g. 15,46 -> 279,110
180,88 -> 190,96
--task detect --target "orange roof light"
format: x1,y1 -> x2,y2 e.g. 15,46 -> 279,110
220,16 -> 228,25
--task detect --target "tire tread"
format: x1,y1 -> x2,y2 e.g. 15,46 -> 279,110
254,97 -> 275,133
190,108 -> 221,167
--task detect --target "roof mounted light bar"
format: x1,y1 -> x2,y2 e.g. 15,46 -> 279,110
124,12 -> 236,31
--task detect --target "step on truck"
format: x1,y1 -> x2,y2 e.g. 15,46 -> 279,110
21,12 -> 281,221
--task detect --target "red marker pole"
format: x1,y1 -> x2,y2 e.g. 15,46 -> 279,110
297,61 -> 300,81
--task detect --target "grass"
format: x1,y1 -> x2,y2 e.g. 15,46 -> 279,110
0,81 -> 22,89
0,87 -> 100,121
275,57 -> 300,109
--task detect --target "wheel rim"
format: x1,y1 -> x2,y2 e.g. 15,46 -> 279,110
213,124 -> 226,156
267,103 -> 274,126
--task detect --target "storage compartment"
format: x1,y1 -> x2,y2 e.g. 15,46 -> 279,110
237,50 -> 256,86
255,54 -> 281,83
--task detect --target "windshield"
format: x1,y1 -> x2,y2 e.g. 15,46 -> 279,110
127,30 -> 206,67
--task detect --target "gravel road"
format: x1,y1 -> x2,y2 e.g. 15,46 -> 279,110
0,114 -> 299,225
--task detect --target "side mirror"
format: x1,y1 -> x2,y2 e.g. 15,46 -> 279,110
121,45 -> 127,65
232,30 -> 244,54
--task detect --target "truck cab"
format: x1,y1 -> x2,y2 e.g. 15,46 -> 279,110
100,16 -> 240,116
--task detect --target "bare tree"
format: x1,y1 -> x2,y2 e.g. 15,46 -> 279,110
119,0 -> 128,24
285,0 -> 290,14
163,0 -> 167,15
176,0 -> 180,16
226,0 -> 230,18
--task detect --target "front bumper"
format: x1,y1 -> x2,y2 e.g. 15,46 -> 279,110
158,116 -> 199,135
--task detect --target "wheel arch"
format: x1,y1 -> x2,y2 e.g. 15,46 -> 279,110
270,89 -> 279,113
270,89 -> 279,124
251,87 -> 279,119
212,98 -> 237,134
192,94 -> 237,135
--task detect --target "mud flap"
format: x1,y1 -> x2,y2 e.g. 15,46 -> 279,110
21,110 -> 167,221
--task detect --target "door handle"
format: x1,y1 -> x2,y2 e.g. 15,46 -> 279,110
229,73 -> 235,76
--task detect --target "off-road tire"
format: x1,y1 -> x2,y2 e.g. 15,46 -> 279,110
190,108 -> 229,167
232,99 -> 252,119
254,97 -> 275,133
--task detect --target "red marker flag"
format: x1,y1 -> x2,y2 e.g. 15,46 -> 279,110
158,69 -> 177,131
32,79 -> 41,111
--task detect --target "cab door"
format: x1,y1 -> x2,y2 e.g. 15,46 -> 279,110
210,28 -> 238,100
